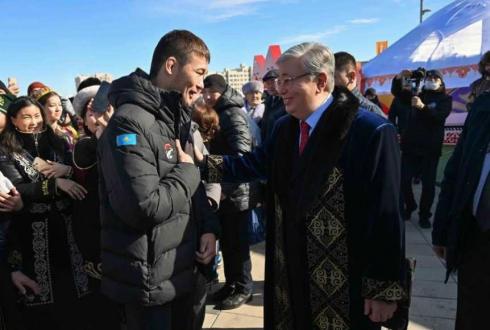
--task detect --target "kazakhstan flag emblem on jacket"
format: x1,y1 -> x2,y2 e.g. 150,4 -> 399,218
116,134 -> 137,146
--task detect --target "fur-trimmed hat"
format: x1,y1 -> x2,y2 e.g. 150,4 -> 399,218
242,81 -> 264,95
72,85 -> 99,116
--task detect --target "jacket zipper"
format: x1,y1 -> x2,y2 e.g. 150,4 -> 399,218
33,133 -> 39,156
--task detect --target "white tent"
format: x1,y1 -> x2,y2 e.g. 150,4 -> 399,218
362,0 -> 490,94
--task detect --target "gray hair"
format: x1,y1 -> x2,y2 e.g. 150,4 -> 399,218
277,42 -> 335,93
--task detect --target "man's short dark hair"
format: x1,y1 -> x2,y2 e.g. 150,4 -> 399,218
478,50 -> 490,75
149,30 -> 211,79
334,51 -> 357,71
77,77 -> 101,92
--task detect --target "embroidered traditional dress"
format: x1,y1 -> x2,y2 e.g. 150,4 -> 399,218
0,129 -> 89,329
207,87 -> 406,329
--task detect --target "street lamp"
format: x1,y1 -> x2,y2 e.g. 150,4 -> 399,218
420,0 -> 431,23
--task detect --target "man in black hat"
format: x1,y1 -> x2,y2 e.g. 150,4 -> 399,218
202,74 -> 257,310
261,69 -> 286,141
400,70 -> 452,228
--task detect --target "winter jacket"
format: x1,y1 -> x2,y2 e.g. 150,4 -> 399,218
388,94 -> 412,135
351,87 -> 386,118
400,90 -> 452,157
97,69 -> 218,306
243,102 -> 265,125
209,85 -> 260,213
261,92 -> 286,142
432,92 -> 490,275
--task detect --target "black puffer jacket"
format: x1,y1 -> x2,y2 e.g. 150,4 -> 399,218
98,69 -> 216,306
209,86 -> 258,213
401,90 -> 452,157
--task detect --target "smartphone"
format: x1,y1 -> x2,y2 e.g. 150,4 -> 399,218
7,77 -> 17,87
92,81 -> 111,113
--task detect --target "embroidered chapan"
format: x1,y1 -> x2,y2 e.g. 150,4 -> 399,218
306,168 -> 350,329
272,168 -> 351,330
205,88 -> 406,329
8,150 -> 91,306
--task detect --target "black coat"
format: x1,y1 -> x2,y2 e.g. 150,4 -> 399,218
432,92 -> 490,275
400,90 -> 452,157
388,93 -> 412,135
209,85 -> 257,213
261,92 -> 286,142
0,130 -> 90,306
71,136 -> 101,278
98,69 -> 218,306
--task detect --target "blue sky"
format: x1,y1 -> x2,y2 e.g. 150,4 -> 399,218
1,0 -> 451,96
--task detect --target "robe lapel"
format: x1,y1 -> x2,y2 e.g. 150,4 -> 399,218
291,88 -> 360,220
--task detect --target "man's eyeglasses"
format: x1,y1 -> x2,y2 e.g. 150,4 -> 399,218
274,72 -> 317,89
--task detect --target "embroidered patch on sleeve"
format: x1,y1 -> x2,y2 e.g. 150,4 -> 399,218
116,134 -> 137,147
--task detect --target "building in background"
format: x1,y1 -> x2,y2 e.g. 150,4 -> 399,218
75,73 -> 113,90
218,64 -> 252,92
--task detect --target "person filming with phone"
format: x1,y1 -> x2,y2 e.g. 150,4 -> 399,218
399,70 -> 452,228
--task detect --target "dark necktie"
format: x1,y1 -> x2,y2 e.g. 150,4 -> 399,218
476,172 -> 490,231
299,121 -> 310,155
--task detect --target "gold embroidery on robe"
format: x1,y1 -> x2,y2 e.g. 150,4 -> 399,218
207,155 -> 224,183
306,168 -> 350,330
362,277 -> 406,301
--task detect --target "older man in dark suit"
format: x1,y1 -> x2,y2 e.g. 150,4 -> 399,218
191,42 -> 406,329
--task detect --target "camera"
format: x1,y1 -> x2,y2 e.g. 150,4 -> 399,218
409,67 -> 426,95
391,67 -> 427,98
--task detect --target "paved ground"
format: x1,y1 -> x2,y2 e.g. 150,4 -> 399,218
204,184 -> 457,330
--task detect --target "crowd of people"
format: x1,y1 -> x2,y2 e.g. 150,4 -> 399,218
0,29 -> 488,330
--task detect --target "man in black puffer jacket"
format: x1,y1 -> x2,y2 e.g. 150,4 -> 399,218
400,70 -> 452,229
97,30 -> 219,330
203,74 -> 256,310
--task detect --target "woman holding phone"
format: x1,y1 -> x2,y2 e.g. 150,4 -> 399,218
0,97 -> 90,330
